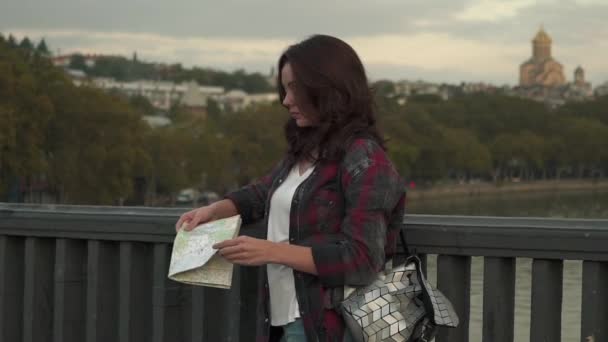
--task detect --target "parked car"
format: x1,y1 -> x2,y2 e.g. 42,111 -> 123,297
197,191 -> 219,205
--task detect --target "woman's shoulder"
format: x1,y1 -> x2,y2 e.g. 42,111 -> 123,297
341,137 -> 396,176
344,137 -> 387,162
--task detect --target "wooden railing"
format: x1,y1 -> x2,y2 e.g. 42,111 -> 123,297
0,203 -> 606,342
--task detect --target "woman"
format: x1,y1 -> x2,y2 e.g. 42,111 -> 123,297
175,34 -> 406,342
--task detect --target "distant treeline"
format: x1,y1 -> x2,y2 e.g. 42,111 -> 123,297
64,49 -> 274,94
1,34 -> 607,205
4,33 -> 275,94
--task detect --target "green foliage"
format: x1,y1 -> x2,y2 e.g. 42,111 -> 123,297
371,80 -> 396,97
378,92 -> 608,182
81,56 -> 274,93
128,95 -> 157,115
0,38 -> 55,196
7,34 -> 17,48
18,37 -> 34,51
68,53 -> 88,71
221,103 -> 286,187
0,37 -> 148,204
36,39 -> 50,56
46,86 -> 148,204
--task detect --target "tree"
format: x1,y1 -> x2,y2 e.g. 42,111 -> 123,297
36,39 -> 50,56
441,127 -> 492,180
0,40 -> 55,201
206,98 -> 222,121
490,131 -> 545,181
19,37 -> 34,51
129,95 -> 156,115
371,80 -> 396,98
222,103 -> 286,187
47,87 -> 148,204
68,54 -> 87,71
7,34 -> 17,48
557,118 -> 608,178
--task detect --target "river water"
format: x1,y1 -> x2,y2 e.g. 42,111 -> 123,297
408,190 -> 608,342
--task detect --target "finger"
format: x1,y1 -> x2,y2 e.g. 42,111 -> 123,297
231,257 -> 261,266
222,253 -> 249,264
213,239 -> 240,249
217,245 -> 244,257
185,211 -> 203,231
175,213 -> 192,231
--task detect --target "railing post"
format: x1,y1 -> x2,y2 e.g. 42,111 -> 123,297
189,287 -> 205,342
581,261 -> 608,342
482,257 -> 516,342
118,242 -> 132,342
436,255 -> 471,342
530,259 -> 563,342
23,237 -> 55,342
239,265 -> 260,342
53,238 -> 86,342
86,240 -> 119,342
152,243 -> 170,342
0,236 -> 24,342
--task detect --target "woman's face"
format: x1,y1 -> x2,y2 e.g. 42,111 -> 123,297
281,63 -> 318,127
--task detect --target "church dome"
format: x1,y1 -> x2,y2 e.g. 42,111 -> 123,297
533,27 -> 552,44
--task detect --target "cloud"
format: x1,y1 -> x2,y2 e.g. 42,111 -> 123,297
454,0 -> 540,22
0,0 -> 460,39
9,28 -> 525,84
351,33 -> 522,75
9,28 -> 288,70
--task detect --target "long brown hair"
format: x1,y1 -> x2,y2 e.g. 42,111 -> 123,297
278,34 -> 386,164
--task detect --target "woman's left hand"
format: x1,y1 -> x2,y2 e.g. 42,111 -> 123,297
213,236 -> 277,266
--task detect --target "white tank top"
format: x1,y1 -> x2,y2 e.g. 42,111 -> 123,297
266,164 -> 314,326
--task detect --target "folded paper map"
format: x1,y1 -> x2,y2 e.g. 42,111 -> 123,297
168,215 -> 242,289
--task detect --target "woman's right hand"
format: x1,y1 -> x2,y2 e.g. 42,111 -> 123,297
175,205 -> 216,232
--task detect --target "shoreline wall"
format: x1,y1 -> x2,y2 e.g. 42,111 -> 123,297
408,179 -> 608,200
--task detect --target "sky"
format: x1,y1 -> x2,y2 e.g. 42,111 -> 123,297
3,0 -> 608,86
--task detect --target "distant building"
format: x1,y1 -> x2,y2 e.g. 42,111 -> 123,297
180,81 -> 208,118
562,66 -> 593,100
74,77 -> 224,111
52,53 -> 108,68
215,89 -> 278,112
393,80 -> 450,100
65,68 -> 87,80
519,27 -> 566,87
515,27 -> 593,106
460,82 -> 499,95
142,115 -> 171,128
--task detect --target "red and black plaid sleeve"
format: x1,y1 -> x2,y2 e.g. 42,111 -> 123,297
311,139 -> 405,287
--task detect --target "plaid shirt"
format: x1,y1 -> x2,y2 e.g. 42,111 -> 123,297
226,138 -> 406,342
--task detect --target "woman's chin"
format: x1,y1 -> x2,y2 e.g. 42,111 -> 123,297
295,119 -> 312,127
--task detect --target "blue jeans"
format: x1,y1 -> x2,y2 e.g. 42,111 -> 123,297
279,319 -> 306,342
279,319 -> 354,342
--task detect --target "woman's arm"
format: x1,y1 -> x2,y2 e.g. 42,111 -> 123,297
310,140 -> 405,287
213,236 -> 318,275
175,199 -> 238,231
272,243 -> 318,274
224,159 -> 285,225
209,199 -> 239,220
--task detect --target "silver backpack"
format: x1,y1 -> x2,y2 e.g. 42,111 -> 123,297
341,231 -> 459,342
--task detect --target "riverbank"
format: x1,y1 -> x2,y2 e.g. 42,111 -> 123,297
408,179 -> 608,200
